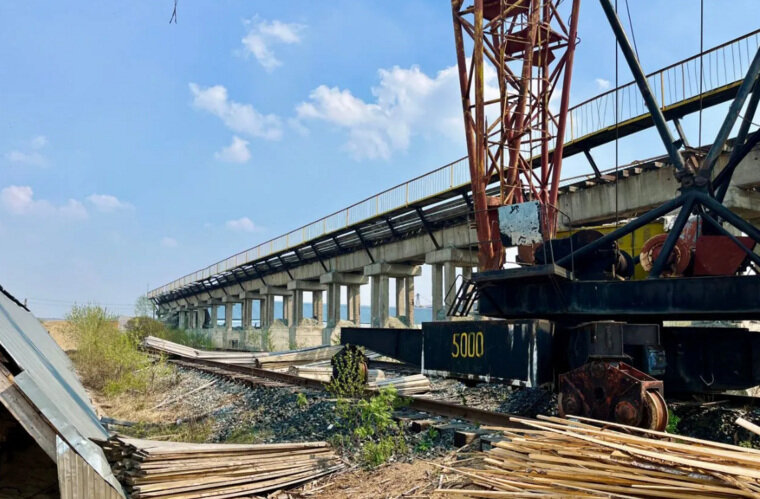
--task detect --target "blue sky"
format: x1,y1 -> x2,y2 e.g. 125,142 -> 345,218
2,1 -> 759,317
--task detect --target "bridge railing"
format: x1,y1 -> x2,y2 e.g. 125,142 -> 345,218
150,29 -> 760,298
563,29 -> 760,144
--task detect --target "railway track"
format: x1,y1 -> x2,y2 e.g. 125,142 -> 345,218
159,354 -> 527,429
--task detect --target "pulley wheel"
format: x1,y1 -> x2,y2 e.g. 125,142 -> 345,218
640,234 -> 691,276
642,390 -> 669,432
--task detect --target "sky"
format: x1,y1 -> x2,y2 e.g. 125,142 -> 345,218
2,1 -> 760,318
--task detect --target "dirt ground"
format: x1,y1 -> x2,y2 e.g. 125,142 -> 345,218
292,461 -> 442,499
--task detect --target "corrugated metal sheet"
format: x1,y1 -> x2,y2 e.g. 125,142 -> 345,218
0,287 -> 124,496
57,436 -> 123,499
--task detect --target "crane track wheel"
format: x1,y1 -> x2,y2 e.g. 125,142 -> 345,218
558,360 -> 667,431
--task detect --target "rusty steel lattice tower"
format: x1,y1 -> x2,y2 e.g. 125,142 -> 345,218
453,0 -> 581,269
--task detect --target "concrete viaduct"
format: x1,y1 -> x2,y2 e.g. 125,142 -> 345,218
150,145 -> 760,352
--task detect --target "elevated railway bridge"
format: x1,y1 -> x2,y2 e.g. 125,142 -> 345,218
149,29 -> 760,351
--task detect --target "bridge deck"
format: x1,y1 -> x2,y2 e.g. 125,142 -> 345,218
150,29 -> 760,303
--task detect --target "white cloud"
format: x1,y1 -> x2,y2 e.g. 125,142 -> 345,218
295,64 -> 496,160
161,237 -> 178,248
595,78 -> 611,90
5,150 -> 47,166
30,135 -> 48,149
1,185 -> 36,214
225,216 -> 258,233
5,135 -> 50,166
59,199 -> 88,219
241,18 -> 305,71
189,83 -> 282,140
86,194 -> 133,212
0,185 -> 88,219
215,136 -> 251,163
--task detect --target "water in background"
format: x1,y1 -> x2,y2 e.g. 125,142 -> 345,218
222,303 -> 434,328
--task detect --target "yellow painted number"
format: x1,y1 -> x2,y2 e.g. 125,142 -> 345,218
451,331 -> 484,358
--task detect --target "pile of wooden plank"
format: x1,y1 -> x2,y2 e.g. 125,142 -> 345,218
437,414 -> 760,498
287,364 -> 387,383
368,374 -> 431,395
104,437 -> 344,498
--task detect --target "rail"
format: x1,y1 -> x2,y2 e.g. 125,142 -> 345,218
150,29 -> 760,298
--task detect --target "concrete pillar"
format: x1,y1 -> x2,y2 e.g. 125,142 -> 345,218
370,275 -> 389,327
178,310 -> 187,329
292,289 -> 304,326
395,277 -> 406,318
225,303 -> 233,332
405,276 -> 415,326
283,296 -> 291,325
263,296 -> 275,329
313,291 -> 323,323
432,264 -> 444,320
327,283 -> 341,328
347,285 -> 361,325
444,262 -> 456,315
242,299 -> 252,329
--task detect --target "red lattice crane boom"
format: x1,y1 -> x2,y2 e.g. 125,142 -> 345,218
452,0 -> 581,270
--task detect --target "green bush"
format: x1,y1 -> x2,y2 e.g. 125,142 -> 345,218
66,304 -> 153,395
125,316 -> 213,350
330,387 -> 408,468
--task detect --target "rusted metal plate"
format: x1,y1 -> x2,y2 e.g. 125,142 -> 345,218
498,201 -> 544,246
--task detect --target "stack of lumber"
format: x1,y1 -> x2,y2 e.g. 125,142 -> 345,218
437,414 -> 760,498
368,374 -> 431,395
104,437 -> 344,498
286,364 -> 387,383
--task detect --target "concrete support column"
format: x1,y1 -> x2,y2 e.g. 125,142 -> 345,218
347,285 -> 361,325
283,296 -> 291,325
313,291 -> 323,323
224,303 -> 233,332
178,310 -> 187,329
365,263 -> 420,327
370,275 -> 389,327
443,262 -> 456,314
432,264 -> 444,321
263,296 -> 275,329
395,277 -> 406,318
327,283 -> 341,328
291,290 -> 304,327
405,276 -> 415,326
242,299 -> 252,329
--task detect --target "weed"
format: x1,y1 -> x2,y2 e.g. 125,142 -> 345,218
224,423 -> 274,444
415,428 -> 440,453
330,386 -> 408,468
66,304 -> 153,395
127,419 -> 213,443
666,409 -> 681,434
326,346 -> 367,399
296,392 -> 309,410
